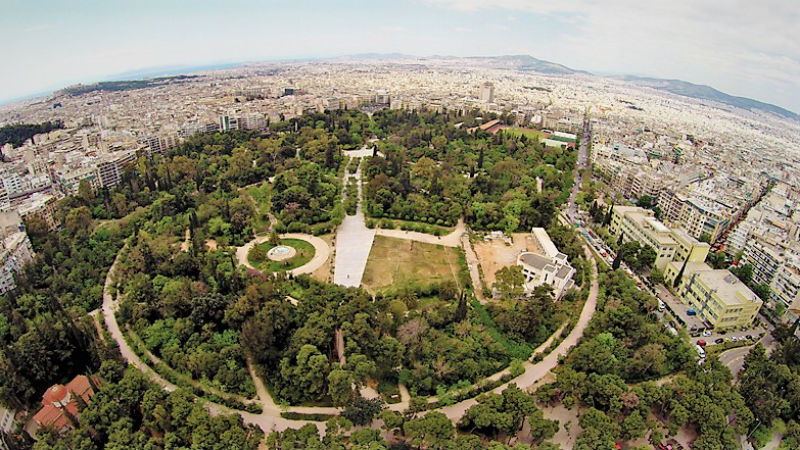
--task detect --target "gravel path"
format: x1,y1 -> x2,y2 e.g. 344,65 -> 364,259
374,219 -> 465,247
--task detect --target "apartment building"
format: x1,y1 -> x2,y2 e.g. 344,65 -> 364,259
17,193 -> 59,231
0,405 -> 16,450
675,196 -> 733,243
143,134 -> 181,155
94,151 -> 136,189
658,189 -> 685,223
57,167 -> 99,196
0,231 -> 35,295
664,261 -> 762,330
219,115 -> 239,132
743,238 -> 785,286
771,262 -> 800,310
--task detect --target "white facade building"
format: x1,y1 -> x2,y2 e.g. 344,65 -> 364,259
516,228 -> 575,299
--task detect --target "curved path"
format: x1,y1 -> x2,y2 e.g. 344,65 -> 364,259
102,252 -> 178,394
102,225 -> 598,433
431,243 -> 599,421
374,219 -> 465,248
102,247 -> 330,435
235,233 -> 330,277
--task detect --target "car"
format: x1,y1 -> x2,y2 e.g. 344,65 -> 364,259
715,338 -> 724,344
731,336 -> 740,342
697,339 -> 707,346
687,309 -> 697,316
702,330 -> 712,337
746,334 -> 753,340
690,331 -> 701,337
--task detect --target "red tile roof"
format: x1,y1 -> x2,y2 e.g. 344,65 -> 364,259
32,375 -> 98,433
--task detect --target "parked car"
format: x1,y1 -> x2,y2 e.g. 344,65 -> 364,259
687,309 -> 697,316
715,338 -> 724,344
702,330 -> 712,337
697,339 -> 707,347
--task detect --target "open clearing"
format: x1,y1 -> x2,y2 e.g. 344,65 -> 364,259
361,236 -> 462,293
473,232 -> 544,289
248,238 -> 315,272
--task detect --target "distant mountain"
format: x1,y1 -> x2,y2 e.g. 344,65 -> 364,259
341,53 -> 583,75
341,53 -> 417,60
469,55 -> 587,75
619,75 -> 799,121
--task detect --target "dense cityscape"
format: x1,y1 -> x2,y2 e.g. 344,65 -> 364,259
0,15 -> 799,450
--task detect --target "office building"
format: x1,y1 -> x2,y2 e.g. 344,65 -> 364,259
664,261 -> 762,330
609,206 -> 678,270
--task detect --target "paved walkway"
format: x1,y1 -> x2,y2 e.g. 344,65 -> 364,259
334,159 -> 375,287
343,147 -> 382,158
374,219 -> 465,248
102,252 -> 178,394
235,233 -> 330,277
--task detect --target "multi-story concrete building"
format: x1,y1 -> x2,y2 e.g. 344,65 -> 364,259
479,82 -> 494,103
219,115 -> 239,132
609,206 -> 678,270
658,189 -> 685,224
671,228 -> 711,264
94,151 -> 136,189
771,261 -> 800,310
17,193 -> 59,231
0,231 -> 34,295
674,195 -> 733,243
143,134 -> 180,155
516,228 -> 575,299
0,405 -> 16,450
743,238 -> 784,286
57,167 -> 99,196
664,261 -> 762,330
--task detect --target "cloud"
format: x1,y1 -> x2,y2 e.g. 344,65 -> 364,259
424,0 -> 800,111
23,24 -> 49,33
380,25 -> 408,32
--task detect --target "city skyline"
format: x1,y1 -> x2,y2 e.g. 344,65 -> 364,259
2,0 -> 799,113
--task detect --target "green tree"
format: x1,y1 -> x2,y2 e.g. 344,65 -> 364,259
495,266 -> 525,298
328,369 -> 354,407
404,411 -> 454,450
342,396 -> 385,426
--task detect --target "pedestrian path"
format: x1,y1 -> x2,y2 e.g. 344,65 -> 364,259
333,159 -> 375,287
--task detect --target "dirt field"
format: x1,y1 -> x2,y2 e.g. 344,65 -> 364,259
361,236 -> 462,294
311,234 -> 334,283
473,232 -> 544,289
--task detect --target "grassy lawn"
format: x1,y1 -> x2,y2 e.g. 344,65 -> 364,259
247,238 -> 315,272
243,181 -> 272,234
502,127 -> 544,142
361,236 -> 462,293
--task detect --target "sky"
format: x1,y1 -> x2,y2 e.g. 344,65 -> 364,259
1,0 -> 799,113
